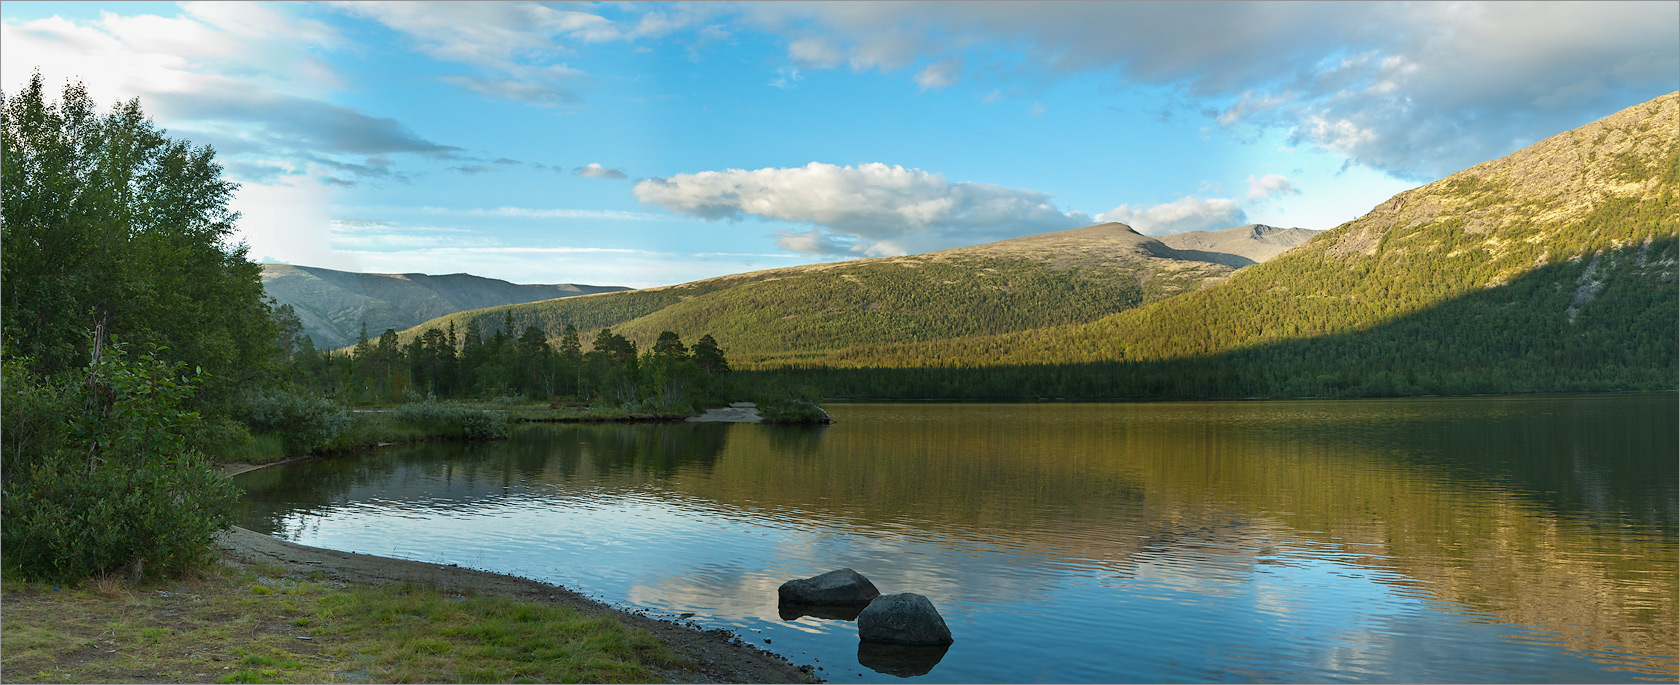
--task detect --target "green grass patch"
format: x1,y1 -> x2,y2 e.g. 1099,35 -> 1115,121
1,563 -> 682,683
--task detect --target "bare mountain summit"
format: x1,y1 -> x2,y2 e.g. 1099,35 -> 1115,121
1156,224 -> 1319,267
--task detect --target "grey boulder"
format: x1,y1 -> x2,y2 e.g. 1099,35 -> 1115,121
857,593 -> 954,646
777,568 -> 880,607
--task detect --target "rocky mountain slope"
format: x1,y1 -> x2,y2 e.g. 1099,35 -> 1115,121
1156,224 -> 1319,267
262,265 -> 626,349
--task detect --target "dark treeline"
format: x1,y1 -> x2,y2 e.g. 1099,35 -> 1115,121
284,309 -> 731,414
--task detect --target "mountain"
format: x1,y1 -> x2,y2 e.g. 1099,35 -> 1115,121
390,222 -> 1259,364
779,92 -> 1677,397
1155,224 -> 1319,267
261,264 -> 627,349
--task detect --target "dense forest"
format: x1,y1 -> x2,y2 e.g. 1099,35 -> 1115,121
284,310 -> 733,413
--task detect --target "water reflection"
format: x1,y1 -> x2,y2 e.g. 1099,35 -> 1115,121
858,643 -> 950,678
236,395 -> 1678,683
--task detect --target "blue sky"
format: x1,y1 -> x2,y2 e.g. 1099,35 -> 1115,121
4,2 -> 1676,287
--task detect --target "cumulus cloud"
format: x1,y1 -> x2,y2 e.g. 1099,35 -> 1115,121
745,1 -> 1679,180
575,163 -> 628,179
634,162 -> 1089,256
1245,174 -> 1300,202
1095,196 -> 1247,236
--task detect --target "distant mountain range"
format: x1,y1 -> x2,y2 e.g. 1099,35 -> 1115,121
260,265 -> 627,349
303,91 -> 1674,399
383,221 -> 1314,365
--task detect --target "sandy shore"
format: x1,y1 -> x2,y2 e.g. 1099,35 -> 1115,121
218,457 -> 818,684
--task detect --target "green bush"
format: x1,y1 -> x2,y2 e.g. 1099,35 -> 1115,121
1,346 -> 240,581
391,401 -> 509,440
756,385 -> 832,424
232,387 -> 349,455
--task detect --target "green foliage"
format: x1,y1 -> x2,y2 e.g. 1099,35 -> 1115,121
1,72 -> 277,407
1,344 -> 239,581
390,401 -> 510,440
231,387 -> 350,455
755,385 -> 832,424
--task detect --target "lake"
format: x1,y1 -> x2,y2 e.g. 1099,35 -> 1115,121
234,395 -> 1678,683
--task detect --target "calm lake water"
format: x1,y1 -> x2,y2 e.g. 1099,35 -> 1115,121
234,396 -> 1679,683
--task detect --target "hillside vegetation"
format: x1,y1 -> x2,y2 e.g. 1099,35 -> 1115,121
393,223 -> 1244,365
263,264 -> 626,349
762,92 -> 1678,397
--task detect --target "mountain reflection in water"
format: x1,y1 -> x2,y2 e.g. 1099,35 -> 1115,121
236,395 -> 1678,683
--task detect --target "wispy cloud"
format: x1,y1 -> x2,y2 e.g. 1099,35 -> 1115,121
575,163 -> 628,179
346,205 -> 689,222
1245,174 -> 1300,203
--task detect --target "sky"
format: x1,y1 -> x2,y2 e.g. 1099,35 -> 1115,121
4,1 -> 1676,288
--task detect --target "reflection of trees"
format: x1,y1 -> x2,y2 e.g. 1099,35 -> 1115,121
236,398 -> 1678,674
235,423 -> 733,533
660,399 -> 1678,672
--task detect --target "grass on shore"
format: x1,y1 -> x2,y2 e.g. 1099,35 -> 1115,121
1,561 -> 683,684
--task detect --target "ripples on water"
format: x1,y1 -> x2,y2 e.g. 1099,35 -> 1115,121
236,396 -> 1679,683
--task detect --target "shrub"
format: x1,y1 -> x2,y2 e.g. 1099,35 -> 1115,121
756,385 -> 832,424
390,401 -> 509,440
232,387 -> 349,455
1,346 -> 239,581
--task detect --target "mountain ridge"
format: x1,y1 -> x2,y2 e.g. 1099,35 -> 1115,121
262,264 -> 627,349
381,218 -> 1312,361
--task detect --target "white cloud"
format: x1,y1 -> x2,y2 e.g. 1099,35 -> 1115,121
229,177 -> 354,271
788,36 -> 843,68
575,163 -> 628,179
334,2 -> 718,105
634,162 -> 1089,256
769,65 -> 803,90
1095,196 -> 1247,236
348,205 -> 684,222
744,1 -> 1679,180
914,58 -> 962,90
2,5 -> 455,188
1245,174 -> 1300,202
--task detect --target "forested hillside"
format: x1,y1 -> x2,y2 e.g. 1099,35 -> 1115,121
762,92 -> 1678,397
262,265 -> 626,349
393,223 -> 1243,365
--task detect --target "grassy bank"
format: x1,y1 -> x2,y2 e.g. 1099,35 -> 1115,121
1,561 -> 683,684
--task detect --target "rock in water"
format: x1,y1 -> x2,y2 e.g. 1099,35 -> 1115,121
777,568 -> 881,606
857,593 -> 954,645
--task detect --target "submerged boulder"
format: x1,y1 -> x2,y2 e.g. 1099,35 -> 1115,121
777,568 -> 880,607
857,593 -> 954,646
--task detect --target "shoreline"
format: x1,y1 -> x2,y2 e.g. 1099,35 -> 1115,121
218,454 -> 818,683
215,526 -> 819,684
